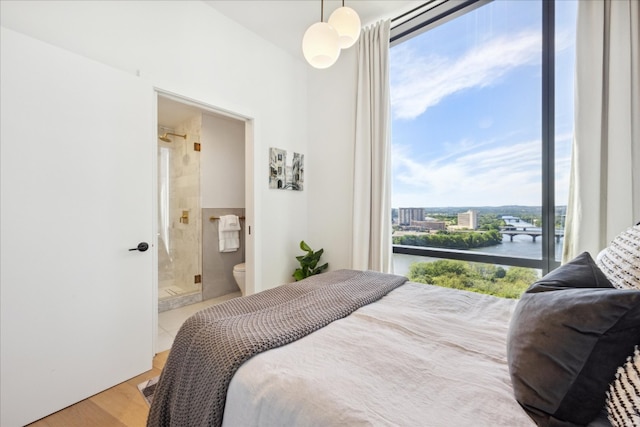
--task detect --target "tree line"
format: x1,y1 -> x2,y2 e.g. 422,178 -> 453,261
408,260 -> 538,299
393,230 -> 503,249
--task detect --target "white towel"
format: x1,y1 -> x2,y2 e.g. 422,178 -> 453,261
220,215 -> 241,231
219,215 -> 241,252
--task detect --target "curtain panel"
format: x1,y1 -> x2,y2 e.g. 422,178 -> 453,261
352,20 -> 393,273
563,0 -> 640,262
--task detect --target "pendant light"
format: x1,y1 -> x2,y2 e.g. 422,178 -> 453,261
328,0 -> 361,48
302,0 -> 340,69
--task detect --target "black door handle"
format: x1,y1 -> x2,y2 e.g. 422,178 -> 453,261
129,242 -> 149,252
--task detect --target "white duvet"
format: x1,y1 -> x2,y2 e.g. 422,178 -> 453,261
222,282 -> 534,426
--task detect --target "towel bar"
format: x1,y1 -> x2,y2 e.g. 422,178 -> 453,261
210,216 -> 245,221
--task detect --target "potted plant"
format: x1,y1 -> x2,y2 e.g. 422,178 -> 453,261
293,240 -> 328,281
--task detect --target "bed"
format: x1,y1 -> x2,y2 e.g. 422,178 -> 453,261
147,227 -> 640,427
221,278 -> 531,427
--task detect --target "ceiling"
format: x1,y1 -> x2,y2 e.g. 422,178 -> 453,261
158,95 -> 244,129
158,1 -> 426,127
203,0 -> 426,62
158,96 -> 204,129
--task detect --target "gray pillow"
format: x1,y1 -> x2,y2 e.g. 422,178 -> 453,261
507,252 -> 640,426
527,251 -> 613,293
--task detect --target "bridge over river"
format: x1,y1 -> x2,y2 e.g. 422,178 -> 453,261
500,217 -> 563,242
499,228 -> 564,243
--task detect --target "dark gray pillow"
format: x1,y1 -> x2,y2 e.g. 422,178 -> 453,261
507,252 -> 640,426
527,251 -> 613,293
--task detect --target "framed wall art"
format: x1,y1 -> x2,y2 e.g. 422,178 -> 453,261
269,147 -> 304,191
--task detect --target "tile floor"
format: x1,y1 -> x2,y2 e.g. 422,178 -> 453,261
157,291 -> 242,352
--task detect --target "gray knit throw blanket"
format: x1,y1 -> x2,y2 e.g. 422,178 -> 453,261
147,269 -> 407,427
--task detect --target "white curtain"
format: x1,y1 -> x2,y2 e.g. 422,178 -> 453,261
352,20 -> 393,273
563,0 -> 640,262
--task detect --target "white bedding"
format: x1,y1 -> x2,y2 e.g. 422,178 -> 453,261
222,282 -> 534,426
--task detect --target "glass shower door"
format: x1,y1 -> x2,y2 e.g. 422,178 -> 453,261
157,122 -> 202,311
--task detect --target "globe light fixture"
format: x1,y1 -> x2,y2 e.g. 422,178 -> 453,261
302,21 -> 340,69
302,0 -> 341,69
328,2 -> 361,49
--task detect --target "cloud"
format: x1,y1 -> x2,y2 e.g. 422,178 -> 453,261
389,23 -> 575,207
392,139 -> 543,207
390,31 -> 541,120
392,133 -> 575,208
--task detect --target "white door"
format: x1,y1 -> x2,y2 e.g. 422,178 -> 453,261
0,28 -> 154,426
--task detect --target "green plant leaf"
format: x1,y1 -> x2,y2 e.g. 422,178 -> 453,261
292,241 -> 328,281
300,240 -> 312,252
293,268 -> 305,281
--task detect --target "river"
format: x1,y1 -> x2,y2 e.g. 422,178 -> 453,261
393,232 -> 564,276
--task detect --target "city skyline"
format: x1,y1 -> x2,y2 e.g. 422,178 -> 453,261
390,1 -> 577,209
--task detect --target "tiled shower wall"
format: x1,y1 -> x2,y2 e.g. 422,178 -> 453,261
202,207 -> 245,300
158,114 -> 204,312
170,115 -> 203,296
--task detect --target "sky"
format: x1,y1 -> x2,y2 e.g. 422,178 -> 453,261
390,0 -> 577,209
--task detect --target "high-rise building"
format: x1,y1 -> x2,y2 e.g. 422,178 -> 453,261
458,210 -> 478,229
399,208 -> 425,226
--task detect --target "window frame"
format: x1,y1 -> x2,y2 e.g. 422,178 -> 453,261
390,0 -> 561,275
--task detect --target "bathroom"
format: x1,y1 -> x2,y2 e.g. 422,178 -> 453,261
157,95 -> 246,313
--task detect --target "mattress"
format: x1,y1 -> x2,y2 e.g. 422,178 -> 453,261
222,281 -> 534,426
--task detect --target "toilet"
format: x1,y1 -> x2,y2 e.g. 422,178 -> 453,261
233,263 -> 246,296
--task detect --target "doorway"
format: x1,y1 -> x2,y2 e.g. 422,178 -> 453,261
155,93 -> 253,317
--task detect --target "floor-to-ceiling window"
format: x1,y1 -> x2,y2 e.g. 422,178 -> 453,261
390,0 -> 577,298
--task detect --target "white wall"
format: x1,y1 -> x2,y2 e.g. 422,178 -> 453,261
307,48 -> 358,272
0,0 -> 309,291
201,113 -> 246,208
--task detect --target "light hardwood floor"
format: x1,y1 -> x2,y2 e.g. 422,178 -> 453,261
27,351 -> 170,427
